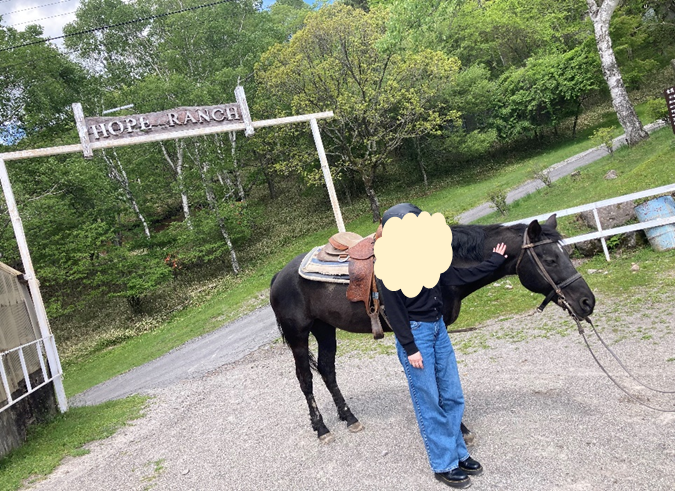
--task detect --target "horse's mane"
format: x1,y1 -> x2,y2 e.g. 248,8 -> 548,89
450,223 -> 563,261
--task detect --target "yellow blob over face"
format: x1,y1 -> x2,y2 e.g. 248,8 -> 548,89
374,211 -> 453,298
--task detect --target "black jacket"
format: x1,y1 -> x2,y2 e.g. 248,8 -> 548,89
377,252 -> 506,356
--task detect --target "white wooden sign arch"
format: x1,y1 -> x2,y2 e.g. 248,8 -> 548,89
0,86 -> 345,413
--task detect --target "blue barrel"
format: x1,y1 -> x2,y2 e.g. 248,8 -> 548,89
634,196 -> 675,252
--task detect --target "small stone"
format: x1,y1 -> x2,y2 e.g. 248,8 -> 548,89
631,263 -> 640,272
382,450 -> 389,457
504,284 -> 513,290
587,269 -> 598,274
604,170 -> 618,180
182,469 -> 190,475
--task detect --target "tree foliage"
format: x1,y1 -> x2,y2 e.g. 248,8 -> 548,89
256,4 -> 459,221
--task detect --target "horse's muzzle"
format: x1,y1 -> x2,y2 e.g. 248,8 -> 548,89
579,296 -> 595,316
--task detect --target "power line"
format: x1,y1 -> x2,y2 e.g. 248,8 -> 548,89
0,0 -> 234,53
1,0 -> 76,17
7,10 -> 77,27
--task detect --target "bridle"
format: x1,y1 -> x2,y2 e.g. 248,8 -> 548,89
516,228 -> 675,412
515,229 -> 582,319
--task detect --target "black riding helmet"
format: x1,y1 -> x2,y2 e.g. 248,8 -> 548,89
381,203 -> 422,226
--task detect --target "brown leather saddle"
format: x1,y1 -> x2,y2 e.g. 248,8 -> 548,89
319,227 -> 384,339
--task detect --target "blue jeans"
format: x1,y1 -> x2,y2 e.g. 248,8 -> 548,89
396,318 -> 469,473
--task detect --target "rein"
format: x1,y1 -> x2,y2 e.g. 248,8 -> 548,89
518,230 -> 675,413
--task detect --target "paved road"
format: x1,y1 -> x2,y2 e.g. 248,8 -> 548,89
457,120 -> 667,224
70,120 -> 668,408
70,306 -> 279,407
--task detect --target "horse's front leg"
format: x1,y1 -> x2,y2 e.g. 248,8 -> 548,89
312,322 -> 363,433
289,336 -> 333,442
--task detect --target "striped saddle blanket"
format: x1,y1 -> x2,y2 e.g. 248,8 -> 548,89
298,246 -> 350,284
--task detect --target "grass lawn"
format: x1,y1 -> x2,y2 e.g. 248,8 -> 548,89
0,396 -> 148,491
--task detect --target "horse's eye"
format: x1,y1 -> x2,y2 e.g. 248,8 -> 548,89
544,258 -> 557,267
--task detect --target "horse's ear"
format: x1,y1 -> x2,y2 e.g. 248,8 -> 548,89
527,219 -> 542,241
545,214 -> 558,229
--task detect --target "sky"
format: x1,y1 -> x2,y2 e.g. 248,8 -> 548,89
0,0 -> 78,41
0,0 -> 288,46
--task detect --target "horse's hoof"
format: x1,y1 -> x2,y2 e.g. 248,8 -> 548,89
319,432 -> 335,444
463,431 -> 475,446
348,421 -> 364,433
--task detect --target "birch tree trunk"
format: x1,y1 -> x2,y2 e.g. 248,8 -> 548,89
361,167 -> 381,223
102,149 -> 151,239
228,132 -> 246,201
214,134 -> 245,201
160,140 -> 192,229
586,0 -> 649,146
414,137 -> 428,189
190,142 -> 241,275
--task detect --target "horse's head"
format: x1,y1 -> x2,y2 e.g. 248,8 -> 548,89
515,215 -> 595,319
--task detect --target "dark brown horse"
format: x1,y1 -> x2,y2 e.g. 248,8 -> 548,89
270,215 -> 595,442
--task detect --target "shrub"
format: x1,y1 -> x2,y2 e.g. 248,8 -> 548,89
590,127 -> 616,156
645,98 -> 668,123
488,190 -> 508,215
533,168 -> 553,187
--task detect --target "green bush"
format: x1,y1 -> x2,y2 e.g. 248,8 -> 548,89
488,190 -> 508,215
591,127 -> 616,156
645,97 -> 668,122
533,168 -> 553,187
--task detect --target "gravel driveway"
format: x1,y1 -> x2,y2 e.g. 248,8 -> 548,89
24,292 -> 675,491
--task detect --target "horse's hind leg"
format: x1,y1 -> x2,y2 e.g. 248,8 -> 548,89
287,332 -> 333,442
311,322 -> 362,433
461,422 -> 475,446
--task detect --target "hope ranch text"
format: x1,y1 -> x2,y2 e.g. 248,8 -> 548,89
85,104 -> 243,141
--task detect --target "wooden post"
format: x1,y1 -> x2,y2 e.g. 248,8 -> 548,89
592,205 -> 611,262
234,86 -> 255,137
72,103 -> 93,159
0,158 -> 68,412
310,118 -> 345,233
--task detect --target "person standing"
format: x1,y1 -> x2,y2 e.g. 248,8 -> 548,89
376,203 -> 508,489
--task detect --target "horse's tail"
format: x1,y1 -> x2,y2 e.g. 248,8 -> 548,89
269,271 -> 318,371
307,351 -> 318,372
270,272 -> 287,344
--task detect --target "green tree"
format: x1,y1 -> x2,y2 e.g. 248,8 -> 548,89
379,0 -> 588,74
0,25 -> 86,135
495,45 -> 603,141
256,4 -> 459,221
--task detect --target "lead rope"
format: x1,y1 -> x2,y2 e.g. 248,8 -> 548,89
519,230 -> 675,412
559,298 -> 675,413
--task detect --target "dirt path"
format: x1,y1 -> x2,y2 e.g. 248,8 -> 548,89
25,293 -> 675,491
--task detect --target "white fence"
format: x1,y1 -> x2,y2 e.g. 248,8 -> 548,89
504,183 -> 675,261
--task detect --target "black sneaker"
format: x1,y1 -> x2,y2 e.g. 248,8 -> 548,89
434,468 -> 472,489
459,456 -> 483,476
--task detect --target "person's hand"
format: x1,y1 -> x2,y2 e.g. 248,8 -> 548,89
408,351 -> 424,369
493,242 -> 508,258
